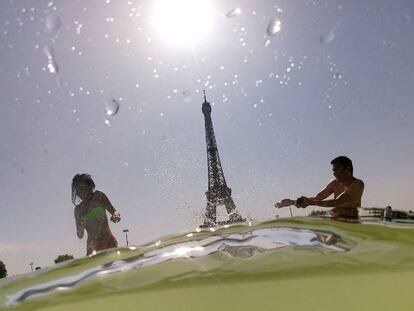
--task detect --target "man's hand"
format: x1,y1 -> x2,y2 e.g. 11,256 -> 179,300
110,211 -> 121,223
275,199 -> 295,208
295,196 -> 311,208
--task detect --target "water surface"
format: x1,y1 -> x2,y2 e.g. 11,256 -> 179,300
1,217 -> 413,310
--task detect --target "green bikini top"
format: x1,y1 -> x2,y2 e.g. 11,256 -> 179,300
82,206 -> 106,221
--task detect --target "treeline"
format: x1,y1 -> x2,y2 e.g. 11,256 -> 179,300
0,254 -> 74,278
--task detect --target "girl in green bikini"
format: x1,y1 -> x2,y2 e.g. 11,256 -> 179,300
72,174 -> 121,255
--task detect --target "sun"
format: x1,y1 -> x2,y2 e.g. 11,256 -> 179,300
151,0 -> 215,46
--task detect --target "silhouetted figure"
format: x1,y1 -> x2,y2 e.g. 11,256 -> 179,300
72,174 -> 121,255
275,156 -> 364,220
384,206 -> 393,221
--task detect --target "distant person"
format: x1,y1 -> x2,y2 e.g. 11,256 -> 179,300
383,206 -> 392,221
275,156 -> 364,220
72,174 -> 121,255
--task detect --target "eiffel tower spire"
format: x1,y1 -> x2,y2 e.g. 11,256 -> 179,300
201,91 -> 244,226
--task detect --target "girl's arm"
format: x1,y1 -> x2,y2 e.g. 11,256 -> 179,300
74,207 -> 85,239
96,191 -> 121,223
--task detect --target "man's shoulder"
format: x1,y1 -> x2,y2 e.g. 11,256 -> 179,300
353,178 -> 364,187
327,179 -> 339,188
349,178 -> 364,192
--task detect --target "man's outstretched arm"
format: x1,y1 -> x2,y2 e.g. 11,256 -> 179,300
275,180 -> 335,208
307,180 -> 364,208
309,181 -> 335,201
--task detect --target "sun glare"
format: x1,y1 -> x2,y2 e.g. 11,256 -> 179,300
152,0 -> 215,46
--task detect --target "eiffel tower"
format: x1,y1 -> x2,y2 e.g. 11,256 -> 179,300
201,91 -> 245,227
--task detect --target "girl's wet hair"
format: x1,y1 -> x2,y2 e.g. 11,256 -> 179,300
71,174 -> 95,205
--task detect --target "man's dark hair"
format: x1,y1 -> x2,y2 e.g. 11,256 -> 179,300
331,156 -> 353,174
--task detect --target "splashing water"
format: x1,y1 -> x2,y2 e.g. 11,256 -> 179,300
226,8 -> 242,18
183,90 -> 191,102
1,217 -> 414,310
45,14 -> 61,31
43,45 -> 59,74
320,28 -> 336,44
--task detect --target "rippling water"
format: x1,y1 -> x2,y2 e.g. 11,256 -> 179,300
1,217 -> 414,310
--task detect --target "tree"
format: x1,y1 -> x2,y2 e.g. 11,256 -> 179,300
54,254 -> 74,264
309,210 -> 329,217
0,261 -> 7,278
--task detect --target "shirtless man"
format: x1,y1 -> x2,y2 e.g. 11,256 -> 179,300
275,156 -> 364,219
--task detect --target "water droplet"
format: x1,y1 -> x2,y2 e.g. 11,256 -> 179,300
265,39 -> 271,47
319,28 -> 335,44
43,45 -> 59,74
226,8 -> 242,17
183,90 -> 191,102
267,18 -> 281,36
333,72 -> 343,79
275,6 -> 283,13
402,14 -> 411,22
45,14 -> 61,31
43,45 -> 53,57
105,99 -> 120,116
76,24 -> 82,34
47,61 -> 58,73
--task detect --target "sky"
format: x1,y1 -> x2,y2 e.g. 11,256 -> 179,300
0,0 -> 413,275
